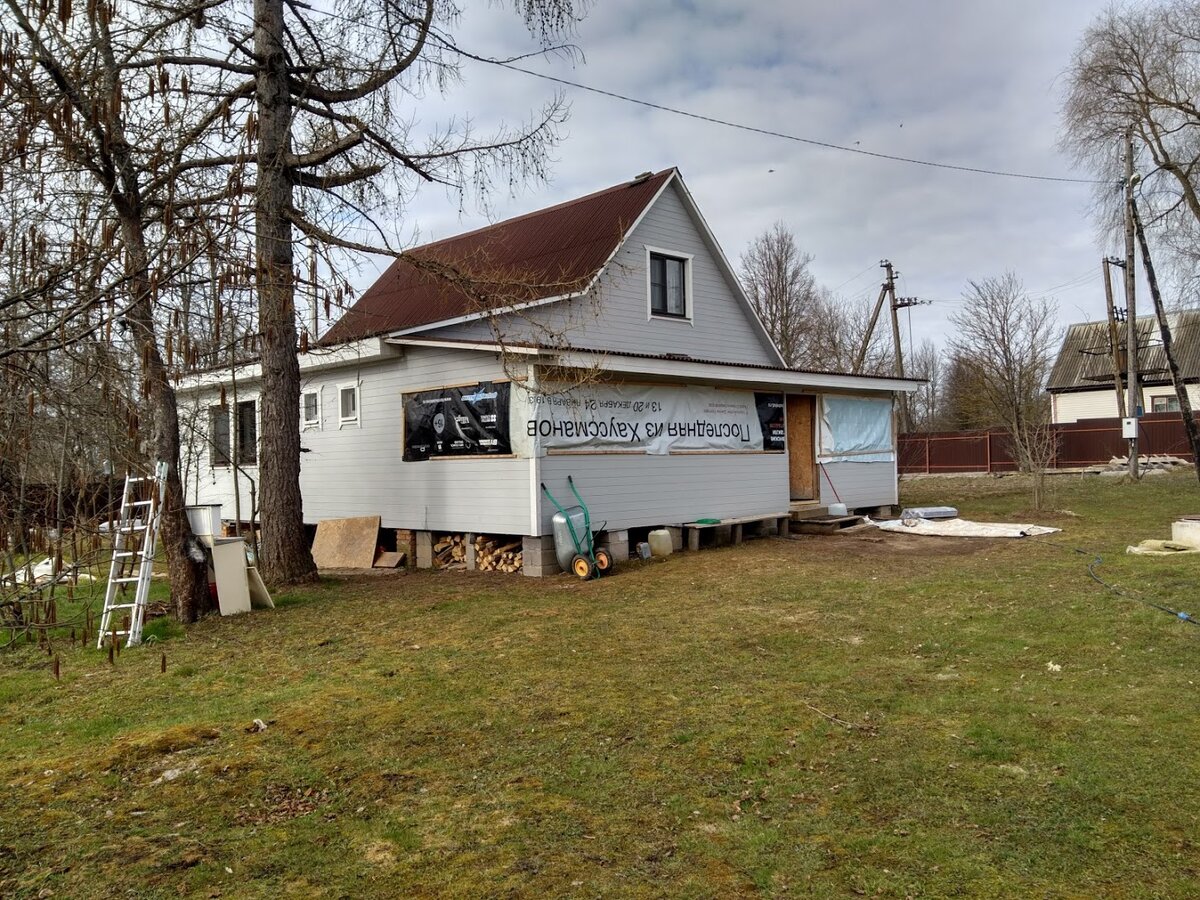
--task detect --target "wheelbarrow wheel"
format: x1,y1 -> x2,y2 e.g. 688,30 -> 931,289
570,553 -> 597,580
593,547 -> 613,576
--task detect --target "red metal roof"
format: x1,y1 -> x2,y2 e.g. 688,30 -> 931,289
321,169 -> 676,344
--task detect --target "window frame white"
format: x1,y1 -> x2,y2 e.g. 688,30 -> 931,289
301,387 -> 322,430
337,381 -> 361,428
644,245 -> 695,324
1152,394 -> 1181,413
235,398 -> 259,467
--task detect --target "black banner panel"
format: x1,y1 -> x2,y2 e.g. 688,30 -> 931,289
755,393 -> 787,452
403,382 -> 512,461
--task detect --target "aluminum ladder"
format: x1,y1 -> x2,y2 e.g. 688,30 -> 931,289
97,461 -> 168,649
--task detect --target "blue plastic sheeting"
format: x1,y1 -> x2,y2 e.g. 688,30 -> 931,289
818,395 -> 895,463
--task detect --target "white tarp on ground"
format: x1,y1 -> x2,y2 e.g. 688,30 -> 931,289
873,517 -> 1060,538
819,395 -> 894,463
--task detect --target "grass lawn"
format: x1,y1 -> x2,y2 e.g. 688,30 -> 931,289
2,472 -> 1199,898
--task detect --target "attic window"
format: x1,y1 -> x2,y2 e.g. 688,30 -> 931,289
647,248 -> 693,320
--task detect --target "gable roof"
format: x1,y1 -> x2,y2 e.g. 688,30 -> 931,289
321,169 -> 677,345
1046,311 -> 1200,392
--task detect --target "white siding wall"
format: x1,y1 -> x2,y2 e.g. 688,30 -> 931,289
1053,384 -> 1200,423
182,347 -> 534,534
537,453 -> 788,533
426,181 -> 779,365
818,461 -> 898,509
180,348 -> 901,540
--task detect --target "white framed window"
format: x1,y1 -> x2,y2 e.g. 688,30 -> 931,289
235,399 -> 258,466
1152,395 -> 1181,413
645,246 -> 694,322
302,388 -> 321,429
338,382 -> 360,427
209,406 -> 231,467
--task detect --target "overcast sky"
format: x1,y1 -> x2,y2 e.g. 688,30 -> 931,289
351,0 -> 1129,356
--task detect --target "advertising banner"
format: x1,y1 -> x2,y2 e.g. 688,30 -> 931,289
524,384 -> 786,455
403,382 -> 512,461
755,393 -> 786,451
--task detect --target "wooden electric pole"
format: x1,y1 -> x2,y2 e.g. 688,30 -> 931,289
853,260 -> 895,375
1101,258 -> 1126,419
1123,129 -> 1140,478
852,259 -> 928,433
1131,197 -> 1200,484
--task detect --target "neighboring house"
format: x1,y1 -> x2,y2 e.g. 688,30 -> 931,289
1047,312 -> 1200,424
178,168 -> 920,574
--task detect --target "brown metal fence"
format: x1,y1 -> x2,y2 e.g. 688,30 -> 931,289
899,413 -> 1200,474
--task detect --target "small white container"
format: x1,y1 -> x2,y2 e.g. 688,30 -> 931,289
647,528 -> 673,557
186,504 -> 223,537
828,502 -> 848,517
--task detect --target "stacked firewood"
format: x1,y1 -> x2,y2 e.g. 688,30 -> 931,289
474,535 -> 523,574
432,534 -> 467,569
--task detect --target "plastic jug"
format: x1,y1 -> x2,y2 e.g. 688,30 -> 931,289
647,528 -> 673,557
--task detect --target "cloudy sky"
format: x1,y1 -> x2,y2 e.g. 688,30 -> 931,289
353,0 -> 1129,354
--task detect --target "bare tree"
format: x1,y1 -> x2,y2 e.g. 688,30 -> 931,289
907,339 -> 942,432
1062,0 -> 1200,293
740,223 -> 822,367
0,0 -> 231,620
949,274 -> 1060,506
182,0 -> 584,583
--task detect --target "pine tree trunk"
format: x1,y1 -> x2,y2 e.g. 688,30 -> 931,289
254,0 -> 318,585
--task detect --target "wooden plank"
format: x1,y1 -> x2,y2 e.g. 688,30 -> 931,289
373,551 -> 406,569
311,515 -> 380,569
793,515 -> 865,536
683,512 -> 789,528
787,394 -> 816,500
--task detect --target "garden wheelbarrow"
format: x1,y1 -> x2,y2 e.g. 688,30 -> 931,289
540,476 -> 614,579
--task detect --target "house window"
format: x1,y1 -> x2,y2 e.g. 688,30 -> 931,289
209,406 -> 231,467
339,383 -> 359,427
649,251 -> 689,318
236,400 -> 258,465
1152,395 -> 1181,413
302,389 -> 321,429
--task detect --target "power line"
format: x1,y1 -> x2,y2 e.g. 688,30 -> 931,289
830,262 -> 880,293
484,60 -> 1113,186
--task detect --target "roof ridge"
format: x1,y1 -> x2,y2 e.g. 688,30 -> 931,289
407,168 -> 675,255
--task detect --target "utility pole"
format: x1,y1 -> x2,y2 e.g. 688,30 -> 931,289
1102,258 -> 1127,419
1131,197 -> 1200,484
852,260 -> 929,432
853,260 -> 894,375
890,295 -> 931,432
1123,128 -> 1140,479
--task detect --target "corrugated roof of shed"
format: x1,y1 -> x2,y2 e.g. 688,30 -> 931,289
320,169 -> 676,344
1046,311 -> 1200,391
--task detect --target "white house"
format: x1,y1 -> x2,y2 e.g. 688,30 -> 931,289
1047,312 -> 1200,424
178,168 -> 920,574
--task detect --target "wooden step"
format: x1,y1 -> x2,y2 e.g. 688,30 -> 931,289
791,514 -> 864,535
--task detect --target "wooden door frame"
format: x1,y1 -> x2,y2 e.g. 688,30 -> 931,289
786,393 -> 818,501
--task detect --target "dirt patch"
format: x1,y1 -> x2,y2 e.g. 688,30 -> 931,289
786,531 -> 1003,559
234,784 -> 330,826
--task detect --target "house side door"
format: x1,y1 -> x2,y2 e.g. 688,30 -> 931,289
786,394 -> 817,501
